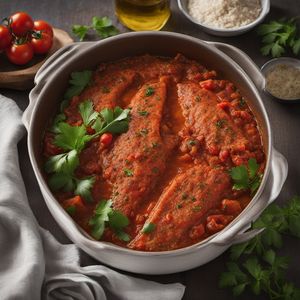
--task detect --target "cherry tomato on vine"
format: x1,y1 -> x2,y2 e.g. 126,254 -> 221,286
10,12 -> 34,36
6,42 -> 34,65
31,32 -> 53,54
33,20 -> 53,37
0,25 -> 12,50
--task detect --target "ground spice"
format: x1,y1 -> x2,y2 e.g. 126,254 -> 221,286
265,64 -> 300,100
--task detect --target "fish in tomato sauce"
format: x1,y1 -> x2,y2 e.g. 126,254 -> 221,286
43,54 -> 265,251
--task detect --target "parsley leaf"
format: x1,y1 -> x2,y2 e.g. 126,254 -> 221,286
72,25 -> 90,41
74,176 -> 96,202
142,222 -> 156,234
89,200 -> 130,241
229,158 -> 262,193
258,18 -> 300,58
45,149 -> 79,174
92,16 -> 119,38
220,196 -> 300,299
54,123 -> 89,151
72,16 -> 118,41
79,100 -> 99,126
64,70 -> 92,100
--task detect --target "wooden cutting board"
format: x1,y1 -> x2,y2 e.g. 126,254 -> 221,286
0,28 -> 73,90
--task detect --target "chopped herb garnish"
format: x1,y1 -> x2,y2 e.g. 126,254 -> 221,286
152,142 -> 158,148
191,196 -> 196,202
152,167 -> 159,174
239,98 -> 246,107
145,86 -> 155,96
142,222 -> 156,234
124,168 -> 133,177
192,206 -> 202,212
140,128 -> 149,136
176,203 -> 183,209
102,86 -> 110,93
187,140 -> 197,146
195,95 -> 201,102
138,110 -> 149,116
229,158 -> 262,194
89,199 -> 130,241
216,119 -> 226,128
182,192 -> 188,200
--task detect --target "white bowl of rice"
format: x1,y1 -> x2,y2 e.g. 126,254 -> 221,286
178,0 -> 270,36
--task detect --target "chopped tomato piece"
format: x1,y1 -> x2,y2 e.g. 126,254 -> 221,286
217,101 -> 231,110
219,149 -> 230,162
206,214 -> 234,233
200,79 -> 216,91
62,195 -> 87,214
100,133 -> 113,147
221,199 -> 242,215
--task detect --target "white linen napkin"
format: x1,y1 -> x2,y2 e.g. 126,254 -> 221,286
0,94 -> 185,300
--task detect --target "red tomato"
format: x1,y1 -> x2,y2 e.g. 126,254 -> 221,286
10,12 -> 34,36
100,133 -> 113,147
6,42 -> 33,65
33,20 -> 53,37
31,32 -> 53,54
0,25 -> 12,50
200,79 -> 216,91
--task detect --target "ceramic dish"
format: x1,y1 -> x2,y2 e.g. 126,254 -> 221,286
177,0 -> 270,37
22,32 -> 288,275
261,57 -> 300,103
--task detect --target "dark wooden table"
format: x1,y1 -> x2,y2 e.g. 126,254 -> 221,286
1,1 -> 300,299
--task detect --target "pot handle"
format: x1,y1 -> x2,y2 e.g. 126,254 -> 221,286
210,147 -> 288,246
207,41 -> 266,91
22,42 -> 94,130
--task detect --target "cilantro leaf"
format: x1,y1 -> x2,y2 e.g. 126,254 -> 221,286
64,70 -> 92,100
79,100 -> 99,126
142,222 -> 156,234
292,38 -> 300,55
48,172 -> 75,192
45,150 -> 79,174
89,200 -> 130,241
54,123 -> 89,151
229,158 -> 262,193
72,25 -> 90,41
92,16 -> 119,38
75,176 -> 96,202
89,200 -> 113,239
50,113 -> 66,133
230,165 -> 249,190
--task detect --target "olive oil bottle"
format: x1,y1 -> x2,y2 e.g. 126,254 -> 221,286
115,0 -> 171,31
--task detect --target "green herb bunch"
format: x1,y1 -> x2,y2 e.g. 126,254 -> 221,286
220,196 -> 300,299
72,16 -> 119,41
258,18 -> 300,58
45,70 -> 130,203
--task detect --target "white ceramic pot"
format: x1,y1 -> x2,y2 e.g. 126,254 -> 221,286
22,32 -> 288,275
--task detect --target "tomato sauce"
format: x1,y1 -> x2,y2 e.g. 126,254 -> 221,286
43,54 -> 265,251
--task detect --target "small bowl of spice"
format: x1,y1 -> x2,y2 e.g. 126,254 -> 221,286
261,57 -> 300,103
178,0 -> 270,36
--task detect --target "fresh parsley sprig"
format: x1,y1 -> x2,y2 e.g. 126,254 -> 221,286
46,100 -> 130,202
257,18 -> 300,58
72,16 -> 119,41
219,196 -> 300,299
89,199 -> 130,242
229,158 -> 262,194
